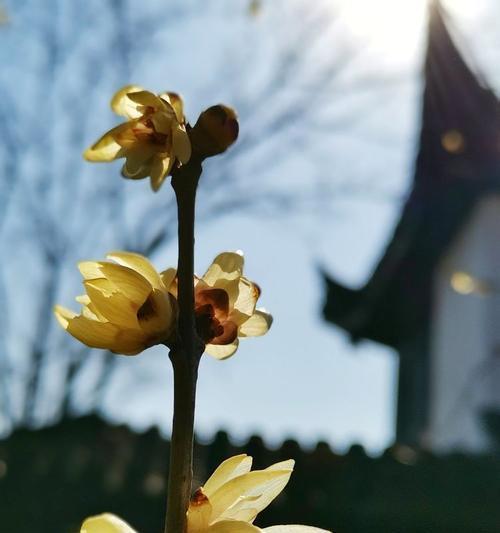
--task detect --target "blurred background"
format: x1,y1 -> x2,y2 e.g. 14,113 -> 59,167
0,0 -> 499,531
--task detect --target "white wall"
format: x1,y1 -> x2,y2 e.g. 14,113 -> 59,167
429,195 -> 500,452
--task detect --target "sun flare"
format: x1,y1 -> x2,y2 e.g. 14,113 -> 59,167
337,0 -> 471,58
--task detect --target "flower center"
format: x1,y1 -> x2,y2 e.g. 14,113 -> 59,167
132,116 -> 169,147
195,303 -> 224,343
137,294 -> 157,321
194,288 -> 231,343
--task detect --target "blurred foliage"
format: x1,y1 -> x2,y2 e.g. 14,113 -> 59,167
1,415 -> 499,533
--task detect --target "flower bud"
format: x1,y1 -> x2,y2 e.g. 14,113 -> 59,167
189,105 -> 239,158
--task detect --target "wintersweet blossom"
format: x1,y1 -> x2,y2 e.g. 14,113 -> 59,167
79,455 -> 331,533
54,251 -> 177,355
84,85 -> 191,191
162,251 -> 272,359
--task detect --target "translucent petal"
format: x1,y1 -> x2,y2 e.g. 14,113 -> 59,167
207,521 -> 262,533
205,340 -> 239,360
80,513 -> 137,533
151,111 -> 174,135
172,124 -> 192,164
113,329 -> 149,355
150,155 -> 173,191
76,295 -> 106,321
121,162 -> 150,180
203,252 -> 244,286
136,289 -> 174,338
54,305 -> 77,329
83,123 -> 130,162
232,278 -> 259,317
127,90 -> 165,110
84,279 -> 139,329
123,144 -> 156,174
159,91 -> 185,123
111,85 -> 145,118
209,467 -> 293,524
97,262 -> 152,305
107,251 -> 162,290
218,462 -> 294,523
78,261 -> 104,280
160,268 -> 177,292
65,315 -> 119,350
187,489 -> 213,532
238,310 -> 272,337
203,455 -> 253,498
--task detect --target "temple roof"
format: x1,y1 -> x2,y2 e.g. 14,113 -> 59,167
322,1 -> 500,348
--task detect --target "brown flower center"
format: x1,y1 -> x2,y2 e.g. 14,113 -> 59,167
194,288 -> 237,345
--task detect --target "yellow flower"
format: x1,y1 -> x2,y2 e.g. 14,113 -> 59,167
162,251 -> 272,360
54,251 -> 177,355
84,85 -> 192,191
79,455 -> 331,533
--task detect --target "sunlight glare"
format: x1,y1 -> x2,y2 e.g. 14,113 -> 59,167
339,0 -> 427,56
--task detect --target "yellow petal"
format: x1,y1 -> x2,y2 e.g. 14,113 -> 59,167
78,261 -> 104,280
97,262 -> 152,305
203,455 -> 253,498
207,521 -> 262,533
83,123 -> 130,162
233,278 -> 260,317
209,466 -> 293,523
159,91 -> 185,123
107,251 -> 162,290
238,309 -> 272,337
187,489 -> 213,532
54,305 -> 77,329
262,525 -> 331,533
81,513 -> 137,533
76,295 -> 106,321
150,155 -> 173,192
123,143 -> 156,174
218,461 -> 294,523
160,268 -> 177,292
84,279 -> 139,329
121,162 -> 150,180
111,85 -> 145,119
64,315 -> 119,350
203,252 -> 244,287
172,124 -> 192,164
151,111 -> 174,135
136,289 -> 174,338
205,340 -> 239,360
127,90 -> 166,111
113,329 -> 149,355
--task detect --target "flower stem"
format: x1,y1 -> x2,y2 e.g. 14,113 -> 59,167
165,159 -> 204,533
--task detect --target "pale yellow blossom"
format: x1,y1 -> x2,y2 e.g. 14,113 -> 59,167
162,251 -> 272,360
79,455 -> 331,533
54,251 -> 177,355
84,85 -> 191,191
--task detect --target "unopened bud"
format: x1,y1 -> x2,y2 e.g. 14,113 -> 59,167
189,105 -> 239,158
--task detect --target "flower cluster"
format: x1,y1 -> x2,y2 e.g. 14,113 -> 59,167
55,252 -> 271,359
83,86 -> 239,192
61,84 -> 327,533
80,455 -> 330,533
84,86 -> 191,191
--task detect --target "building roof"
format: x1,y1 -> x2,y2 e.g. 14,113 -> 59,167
322,1 -> 500,348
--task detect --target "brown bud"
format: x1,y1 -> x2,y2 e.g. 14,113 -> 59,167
189,104 -> 239,158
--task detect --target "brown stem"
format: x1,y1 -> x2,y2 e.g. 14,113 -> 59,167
164,158 -> 204,533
